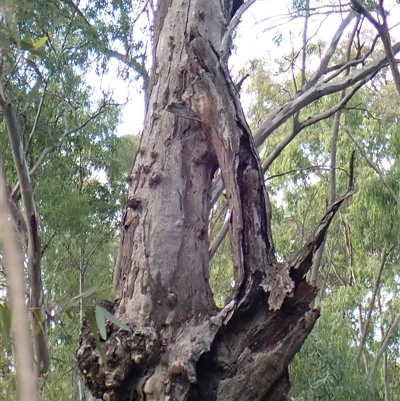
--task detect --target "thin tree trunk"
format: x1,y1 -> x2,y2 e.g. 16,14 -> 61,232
300,0 -> 310,89
0,91 -> 50,377
351,0 -> 400,97
310,17 -> 360,289
0,166 -> 38,401
383,351 -> 391,401
356,247 -> 391,361
78,247 -> 86,401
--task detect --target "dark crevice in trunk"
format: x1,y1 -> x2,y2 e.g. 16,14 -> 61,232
76,1 -> 355,400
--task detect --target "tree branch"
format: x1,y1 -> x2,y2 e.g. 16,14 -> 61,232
356,246 -> 394,361
310,15 -> 360,291
371,312 -> 400,375
322,35 -> 379,82
253,40 -> 400,148
209,218 -> 230,259
351,0 -> 400,96
210,40 -> 400,207
210,81 -> 364,261
24,79 -> 48,158
265,165 -> 349,181
11,102 -> 110,198
262,80 -> 364,172
220,0 -> 257,62
64,0 -> 150,102
302,12 -> 354,92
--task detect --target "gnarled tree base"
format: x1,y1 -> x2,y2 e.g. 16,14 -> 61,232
77,280 -> 320,401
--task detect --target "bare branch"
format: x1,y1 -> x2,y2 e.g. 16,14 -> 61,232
24,80 -> 48,158
210,39 -> 398,206
265,165 -> 349,181
371,312 -> 400,375
263,80 -> 364,172
351,0 -> 400,96
303,12 -> 354,92
209,219 -> 230,259
350,0 -> 381,31
253,40 -> 400,148
210,34 -> 397,261
220,0 -> 257,62
322,35 -> 379,82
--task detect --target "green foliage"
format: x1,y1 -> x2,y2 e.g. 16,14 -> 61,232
236,39 -> 400,398
0,0 -> 140,398
210,231 -> 234,306
290,292 -> 380,401
95,305 -> 130,340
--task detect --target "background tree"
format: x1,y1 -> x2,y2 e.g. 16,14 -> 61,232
0,0 -> 139,397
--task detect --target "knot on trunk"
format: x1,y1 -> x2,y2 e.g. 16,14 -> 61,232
76,315 -> 159,401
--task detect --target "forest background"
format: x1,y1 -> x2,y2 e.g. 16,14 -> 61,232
1,0 -> 400,400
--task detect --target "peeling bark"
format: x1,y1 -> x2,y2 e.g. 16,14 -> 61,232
77,2 -> 356,400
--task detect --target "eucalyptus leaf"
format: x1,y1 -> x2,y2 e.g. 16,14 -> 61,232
66,286 -> 98,307
32,36 -> 47,49
85,306 -> 107,368
99,306 -> 131,332
95,305 -> 130,341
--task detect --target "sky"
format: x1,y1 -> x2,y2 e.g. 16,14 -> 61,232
86,0 -> 400,138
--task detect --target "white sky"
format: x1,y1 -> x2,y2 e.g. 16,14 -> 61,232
87,0 -> 306,136
87,0 -> 400,137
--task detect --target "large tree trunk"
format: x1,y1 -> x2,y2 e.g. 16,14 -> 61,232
76,1 -> 354,400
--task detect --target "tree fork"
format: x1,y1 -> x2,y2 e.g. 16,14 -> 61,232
77,1 -> 354,400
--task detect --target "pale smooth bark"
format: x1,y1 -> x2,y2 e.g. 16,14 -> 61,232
0,90 -> 50,377
0,166 -> 38,401
371,312 -> 400,375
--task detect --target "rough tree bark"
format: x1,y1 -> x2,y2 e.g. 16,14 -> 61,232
77,1 -> 354,400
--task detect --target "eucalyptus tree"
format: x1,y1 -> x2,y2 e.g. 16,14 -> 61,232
74,1 -> 400,401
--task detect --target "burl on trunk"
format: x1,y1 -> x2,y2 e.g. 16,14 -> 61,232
76,1 -> 354,400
